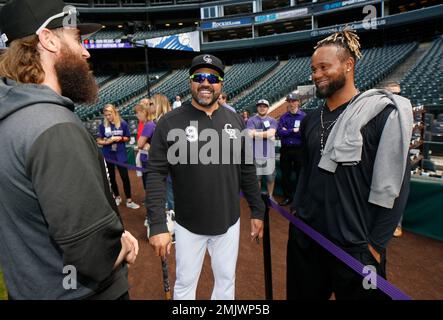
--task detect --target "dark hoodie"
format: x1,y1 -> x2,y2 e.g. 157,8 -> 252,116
0,78 -> 128,299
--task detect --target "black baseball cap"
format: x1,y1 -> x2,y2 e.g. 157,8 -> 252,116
286,93 -> 300,101
0,0 -> 101,45
189,54 -> 225,78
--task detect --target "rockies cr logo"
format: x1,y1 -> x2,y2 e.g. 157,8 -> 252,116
224,124 -> 237,139
185,126 -> 198,142
203,54 -> 213,64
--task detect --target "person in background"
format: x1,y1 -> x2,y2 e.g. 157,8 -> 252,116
172,95 -> 182,109
134,102 -> 152,190
139,94 -> 173,204
385,81 -> 402,96
241,110 -> 250,125
247,99 -> 278,200
139,94 -> 174,234
277,93 -> 306,206
136,98 -> 151,141
97,104 -> 140,209
152,94 -> 176,216
218,92 -> 236,112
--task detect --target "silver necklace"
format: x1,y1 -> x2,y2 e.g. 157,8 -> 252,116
320,93 -> 359,155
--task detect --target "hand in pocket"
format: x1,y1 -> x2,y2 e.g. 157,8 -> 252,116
368,244 -> 381,264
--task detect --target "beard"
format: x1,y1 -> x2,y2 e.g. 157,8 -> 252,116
191,84 -> 219,108
315,72 -> 346,99
54,47 -> 98,104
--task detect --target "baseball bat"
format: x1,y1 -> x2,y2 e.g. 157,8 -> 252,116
161,256 -> 172,300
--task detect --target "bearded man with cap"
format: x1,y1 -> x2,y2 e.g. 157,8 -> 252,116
146,53 -> 265,300
0,0 -> 138,300
276,93 -> 306,206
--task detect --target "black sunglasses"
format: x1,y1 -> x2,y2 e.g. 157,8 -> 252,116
190,73 -> 223,84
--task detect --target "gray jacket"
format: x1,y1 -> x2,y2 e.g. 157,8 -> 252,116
318,89 -> 413,209
0,78 -> 127,299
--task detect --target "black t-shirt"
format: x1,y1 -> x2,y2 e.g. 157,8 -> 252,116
293,98 -> 410,253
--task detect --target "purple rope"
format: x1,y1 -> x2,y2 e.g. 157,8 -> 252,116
266,196 -> 411,300
104,158 -> 148,173
102,159 -> 411,300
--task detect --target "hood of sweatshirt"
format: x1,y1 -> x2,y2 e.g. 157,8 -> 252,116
0,77 -> 75,121
352,88 -> 411,111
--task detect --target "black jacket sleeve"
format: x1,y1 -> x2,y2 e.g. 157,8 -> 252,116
368,106 -> 411,252
145,118 -> 170,237
26,123 -> 124,283
368,166 -> 410,252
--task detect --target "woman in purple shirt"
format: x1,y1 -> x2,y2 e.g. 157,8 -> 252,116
137,107 -> 155,190
138,94 -> 174,233
138,94 -> 171,169
97,104 -> 140,209
134,102 -> 154,190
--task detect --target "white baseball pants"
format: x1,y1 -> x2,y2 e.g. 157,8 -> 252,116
173,219 -> 240,300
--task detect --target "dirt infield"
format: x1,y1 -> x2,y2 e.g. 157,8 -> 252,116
1,170 -> 441,300
120,171 -> 443,300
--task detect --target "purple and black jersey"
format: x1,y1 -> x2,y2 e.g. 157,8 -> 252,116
99,120 -> 131,163
247,115 -> 278,159
277,110 -> 306,147
140,120 -> 156,163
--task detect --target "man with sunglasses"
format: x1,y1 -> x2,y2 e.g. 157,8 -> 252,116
146,54 -> 265,300
0,0 -> 137,299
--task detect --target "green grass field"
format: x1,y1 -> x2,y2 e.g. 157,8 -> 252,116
0,268 -> 7,300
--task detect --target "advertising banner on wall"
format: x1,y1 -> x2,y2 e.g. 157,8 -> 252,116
309,18 -> 387,37
313,0 -> 380,13
200,17 -> 253,30
135,30 -> 200,52
83,39 -> 134,49
255,7 -> 309,24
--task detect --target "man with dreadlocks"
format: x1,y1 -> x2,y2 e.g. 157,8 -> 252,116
287,28 -> 413,300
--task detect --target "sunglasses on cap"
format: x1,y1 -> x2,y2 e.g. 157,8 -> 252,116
190,73 -> 223,84
35,7 -> 78,36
